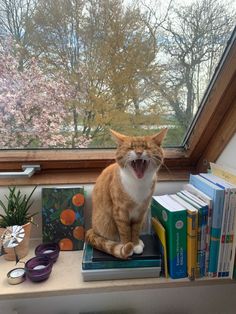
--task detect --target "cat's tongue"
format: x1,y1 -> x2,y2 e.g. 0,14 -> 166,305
131,159 -> 147,179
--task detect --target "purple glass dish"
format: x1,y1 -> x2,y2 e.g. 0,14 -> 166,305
35,243 -> 60,263
25,256 -> 53,282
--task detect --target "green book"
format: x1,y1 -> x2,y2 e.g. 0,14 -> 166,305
151,195 -> 187,279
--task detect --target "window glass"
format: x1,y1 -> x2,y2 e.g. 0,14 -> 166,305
0,0 -> 235,149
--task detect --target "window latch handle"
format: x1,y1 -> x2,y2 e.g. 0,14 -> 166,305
0,165 -> 41,178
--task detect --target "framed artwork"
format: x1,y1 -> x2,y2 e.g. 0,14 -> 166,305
42,187 -> 85,250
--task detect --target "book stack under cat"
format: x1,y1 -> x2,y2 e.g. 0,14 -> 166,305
81,234 -> 162,281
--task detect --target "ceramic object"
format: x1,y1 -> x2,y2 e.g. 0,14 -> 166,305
25,256 -> 53,282
0,221 -> 32,261
35,243 -> 60,263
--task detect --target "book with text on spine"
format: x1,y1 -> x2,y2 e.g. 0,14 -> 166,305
200,173 -> 236,278
177,191 -> 208,278
170,194 -> 198,281
189,174 -> 225,277
151,195 -> 187,279
184,184 -> 213,275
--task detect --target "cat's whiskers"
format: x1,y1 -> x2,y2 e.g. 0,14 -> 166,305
151,155 -> 163,165
151,155 -> 174,179
160,162 -> 174,179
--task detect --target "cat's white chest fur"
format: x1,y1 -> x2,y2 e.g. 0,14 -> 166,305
119,167 -> 155,205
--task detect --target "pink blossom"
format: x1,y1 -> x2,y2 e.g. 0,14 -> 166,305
0,38 -> 90,149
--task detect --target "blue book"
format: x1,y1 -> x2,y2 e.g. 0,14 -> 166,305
189,174 -> 225,277
82,234 -> 162,270
200,173 -> 236,278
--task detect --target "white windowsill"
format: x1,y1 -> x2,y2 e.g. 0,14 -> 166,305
0,240 -> 235,301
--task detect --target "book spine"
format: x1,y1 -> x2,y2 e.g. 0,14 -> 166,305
208,192 -> 225,277
205,206 -> 211,275
230,197 -> 236,279
199,207 -> 208,277
217,190 -> 230,277
210,163 -> 236,185
189,175 -> 224,277
169,211 -> 187,279
187,209 -> 198,280
184,183 -> 212,275
151,217 -> 168,278
151,200 -> 187,279
82,259 -> 162,270
225,191 -> 236,277
196,209 -> 201,278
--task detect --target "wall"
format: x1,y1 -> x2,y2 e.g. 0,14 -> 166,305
216,133 -> 236,170
1,284 -> 236,314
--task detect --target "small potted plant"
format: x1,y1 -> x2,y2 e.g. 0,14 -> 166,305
0,186 -> 37,261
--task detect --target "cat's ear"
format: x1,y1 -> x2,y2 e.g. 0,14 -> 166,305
151,128 -> 168,146
110,129 -> 127,145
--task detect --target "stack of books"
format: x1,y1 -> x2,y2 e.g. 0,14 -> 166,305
81,234 -> 162,281
151,163 -> 236,280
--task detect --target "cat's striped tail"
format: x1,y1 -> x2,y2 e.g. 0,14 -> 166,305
85,229 -> 134,259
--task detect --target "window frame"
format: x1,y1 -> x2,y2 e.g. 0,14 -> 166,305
0,29 -> 235,186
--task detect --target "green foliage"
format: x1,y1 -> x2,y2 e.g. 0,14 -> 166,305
0,186 -> 37,228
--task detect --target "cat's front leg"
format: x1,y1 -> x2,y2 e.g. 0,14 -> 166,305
131,221 -> 145,254
114,208 -> 133,246
116,223 -> 134,257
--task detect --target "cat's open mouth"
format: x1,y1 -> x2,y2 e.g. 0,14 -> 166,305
131,159 -> 149,179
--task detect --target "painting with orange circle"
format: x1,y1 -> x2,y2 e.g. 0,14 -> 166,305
42,187 -> 85,250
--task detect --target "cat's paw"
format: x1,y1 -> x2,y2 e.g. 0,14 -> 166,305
139,239 -> 145,248
121,242 -> 134,258
133,239 -> 144,254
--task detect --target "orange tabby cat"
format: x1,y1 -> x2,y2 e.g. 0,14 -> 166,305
86,128 -> 167,259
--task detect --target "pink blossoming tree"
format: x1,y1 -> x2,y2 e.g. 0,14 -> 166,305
0,39 -> 90,149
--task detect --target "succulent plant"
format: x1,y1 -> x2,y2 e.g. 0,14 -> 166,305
0,186 -> 37,228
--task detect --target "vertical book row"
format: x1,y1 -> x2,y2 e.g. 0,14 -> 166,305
151,163 -> 236,280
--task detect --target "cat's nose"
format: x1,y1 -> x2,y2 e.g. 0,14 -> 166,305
136,152 -> 143,158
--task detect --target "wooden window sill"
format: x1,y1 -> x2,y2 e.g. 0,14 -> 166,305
0,148 -> 192,186
0,240 -> 235,301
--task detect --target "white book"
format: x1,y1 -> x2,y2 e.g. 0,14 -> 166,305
200,173 -> 236,278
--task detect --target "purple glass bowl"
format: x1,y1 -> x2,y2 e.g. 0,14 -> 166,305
25,256 -> 53,282
35,243 -> 60,263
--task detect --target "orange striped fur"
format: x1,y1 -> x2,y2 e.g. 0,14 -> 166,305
86,129 -> 167,259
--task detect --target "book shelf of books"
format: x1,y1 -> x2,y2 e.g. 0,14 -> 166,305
150,163 -> 236,281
